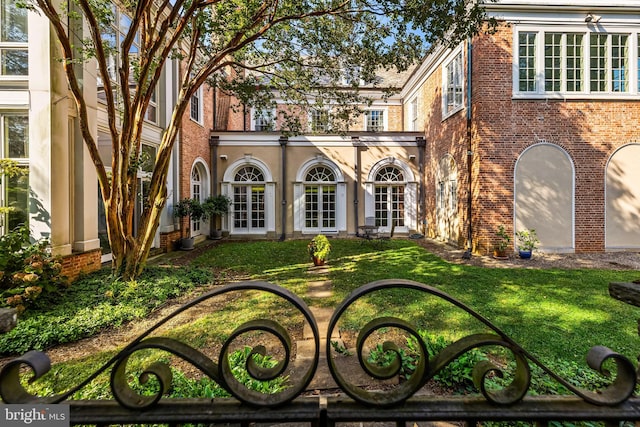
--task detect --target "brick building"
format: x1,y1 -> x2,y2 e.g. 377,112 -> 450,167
3,0 -> 639,273
410,0 -> 640,254
204,0 -> 640,254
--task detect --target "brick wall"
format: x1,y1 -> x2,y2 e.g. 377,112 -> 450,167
61,249 -> 102,282
160,230 -> 182,252
470,23 -> 640,253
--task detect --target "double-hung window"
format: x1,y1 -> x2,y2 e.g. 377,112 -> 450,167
310,109 -> 330,133
251,108 -> 275,131
365,110 -> 385,132
0,0 -> 28,78
0,113 -> 28,235
443,50 -> 464,116
515,27 -> 638,97
190,84 -> 202,124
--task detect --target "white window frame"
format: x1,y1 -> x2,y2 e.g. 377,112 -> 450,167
442,48 -> 464,118
190,84 -> 203,125
513,25 -> 640,99
309,108 -> 331,133
364,108 -> 387,132
0,112 -> 29,235
410,97 -> 419,131
251,108 -> 276,131
0,0 -> 28,81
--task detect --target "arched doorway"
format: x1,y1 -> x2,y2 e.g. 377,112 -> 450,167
222,157 -> 276,236
365,157 -> 417,233
190,160 -> 210,238
294,158 -> 347,234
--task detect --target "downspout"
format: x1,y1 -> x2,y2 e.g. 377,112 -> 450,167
416,137 -> 426,235
466,37 -> 474,254
209,135 -> 219,238
209,135 -> 219,196
279,136 -> 288,241
352,136 -> 361,236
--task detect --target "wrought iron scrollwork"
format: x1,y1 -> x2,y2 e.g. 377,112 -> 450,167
0,281 -> 319,408
0,279 -> 636,410
326,279 -> 636,407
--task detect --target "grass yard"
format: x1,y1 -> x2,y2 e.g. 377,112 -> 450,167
2,238 -> 639,400
195,239 -> 640,366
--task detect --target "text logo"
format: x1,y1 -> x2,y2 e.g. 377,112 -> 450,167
2,405 -> 69,427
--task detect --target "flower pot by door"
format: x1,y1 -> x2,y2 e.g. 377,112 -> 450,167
180,237 -> 195,251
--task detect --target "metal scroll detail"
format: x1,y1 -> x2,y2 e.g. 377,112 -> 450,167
326,279 -> 637,407
0,281 -> 319,408
0,279 -> 636,409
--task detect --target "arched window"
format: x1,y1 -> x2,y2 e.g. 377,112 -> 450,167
191,167 -> 202,234
304,166 -> 337,230
374,166 -> 405,228
233,166 -> 266,231
436,155 -> 458,243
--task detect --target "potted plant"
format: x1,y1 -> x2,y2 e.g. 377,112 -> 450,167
173,198 -> 206,250
203,194 -> 232,240
516,229 -> 539,259
493,225 -> 511,259
308,234 -> 331,266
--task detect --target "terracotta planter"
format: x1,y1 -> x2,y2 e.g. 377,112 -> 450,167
312,256 -> 325,266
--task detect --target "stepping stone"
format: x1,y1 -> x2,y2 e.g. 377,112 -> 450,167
306,280 -> 333,299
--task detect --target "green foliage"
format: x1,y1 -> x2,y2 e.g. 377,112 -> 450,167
515,229 -> 539,251
495,225 -> 511,252
367,342 -> 418,380
0,266 -> 214,355
0,225 -> 68,314
331,340 -> 352,356
420,333 -> 488,391
174,198 -> 206,237
203,195 -> 232,218
226,346 -> 289,394
308,234 -> 331,261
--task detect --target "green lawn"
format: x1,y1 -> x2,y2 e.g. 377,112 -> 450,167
195,239 -> 640,366
3,238 -> 639,399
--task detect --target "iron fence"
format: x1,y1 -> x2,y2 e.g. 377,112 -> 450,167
1,279 -> 638,426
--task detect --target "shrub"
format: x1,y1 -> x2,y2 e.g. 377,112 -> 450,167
0,225 -> 68,314
308,234 -> 331,261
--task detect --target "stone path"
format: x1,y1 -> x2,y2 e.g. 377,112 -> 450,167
297,264 -> 386,391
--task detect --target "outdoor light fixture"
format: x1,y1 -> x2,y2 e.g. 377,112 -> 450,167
220,154 -> 228,160
585,13 -> 601,23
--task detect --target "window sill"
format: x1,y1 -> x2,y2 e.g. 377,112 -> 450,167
513,92 -> 640,101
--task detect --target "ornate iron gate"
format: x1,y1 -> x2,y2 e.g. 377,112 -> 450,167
1,279 -> 639,426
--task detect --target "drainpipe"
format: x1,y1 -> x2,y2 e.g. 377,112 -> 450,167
466,37 -> 474,254
416,137 -> 426,234
279,136 -> 288,241
209,134 -> 219,196
352,136 -> 361,236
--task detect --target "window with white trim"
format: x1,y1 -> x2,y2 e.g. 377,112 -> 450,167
190,85 -> 202,124
232,166 -> 265,231
0,0 -> 28,78
304,166 -> 336,230
97,4 -> 139,104
410,98 -> 418,131
310,109 -> 330,133
0,113 -> 28,234
365,110 -> 385,132
443,51 -> 463,115
251,109 -> 275,131
515,28 -> 640,96
374,166 -> 405,228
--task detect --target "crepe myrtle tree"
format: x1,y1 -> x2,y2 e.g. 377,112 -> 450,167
24,0 -> 492,279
